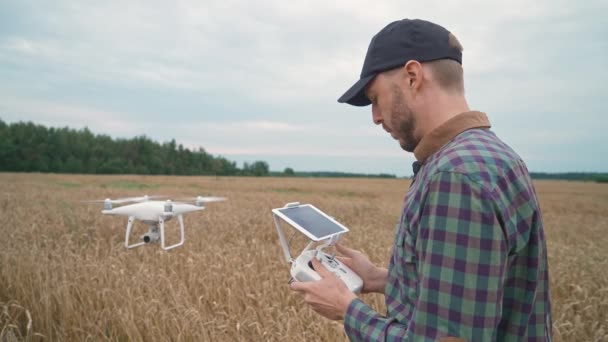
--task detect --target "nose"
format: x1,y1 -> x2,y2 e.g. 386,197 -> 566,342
371,103 -> 382,125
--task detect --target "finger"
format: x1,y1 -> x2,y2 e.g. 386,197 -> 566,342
290,280 -> 309,293
335,243 -> 358,257
335,256 -> 354,269
311,257 -> 333,278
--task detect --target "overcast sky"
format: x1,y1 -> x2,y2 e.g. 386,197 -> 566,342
1,0 -> 606,176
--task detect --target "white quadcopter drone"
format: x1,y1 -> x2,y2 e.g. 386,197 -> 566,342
88,195 -> 226,250
272,202 -> 363,293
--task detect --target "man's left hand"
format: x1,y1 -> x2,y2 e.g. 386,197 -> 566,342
290,257 -> 358,320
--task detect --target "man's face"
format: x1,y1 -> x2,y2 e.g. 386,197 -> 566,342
366,73 -> 419,152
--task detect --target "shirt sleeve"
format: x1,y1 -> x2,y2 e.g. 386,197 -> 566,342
344,298 -> 408,341
343,171 -> 508,341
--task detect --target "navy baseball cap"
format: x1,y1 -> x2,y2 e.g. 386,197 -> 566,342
338,19 -> 462,106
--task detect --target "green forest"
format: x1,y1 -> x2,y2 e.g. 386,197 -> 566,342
1,119 -> 606,181
0,119 -> 396,178
0,119 -> 269,176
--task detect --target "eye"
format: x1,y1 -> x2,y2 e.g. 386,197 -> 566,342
368,94 -> 376,104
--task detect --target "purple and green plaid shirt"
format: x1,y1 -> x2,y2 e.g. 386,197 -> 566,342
344,112 -> 552,341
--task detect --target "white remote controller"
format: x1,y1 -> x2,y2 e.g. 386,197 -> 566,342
291,249 -> 363,293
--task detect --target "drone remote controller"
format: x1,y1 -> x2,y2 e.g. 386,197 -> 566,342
272,202 -> 363,294
291,249 -> 363,293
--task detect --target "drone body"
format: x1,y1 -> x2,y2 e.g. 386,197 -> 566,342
92,195 -> 225,250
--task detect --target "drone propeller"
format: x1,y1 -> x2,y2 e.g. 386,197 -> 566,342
83,195 -> 166,204
83,195 -> 168,210
177,196 -> 227,202
111,195 -> 167,203
175,196 -> 227,207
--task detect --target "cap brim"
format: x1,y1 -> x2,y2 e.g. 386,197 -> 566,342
337,74 -> 375,106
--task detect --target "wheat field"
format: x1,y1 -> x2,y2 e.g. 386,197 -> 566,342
0,173 -> 606,341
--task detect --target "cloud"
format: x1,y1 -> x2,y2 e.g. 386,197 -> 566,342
0,0 -> 606,174
0,95 -> 138,135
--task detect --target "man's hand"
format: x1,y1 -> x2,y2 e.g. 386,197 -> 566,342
290,257 -> 357,320
335,243 -> 388,294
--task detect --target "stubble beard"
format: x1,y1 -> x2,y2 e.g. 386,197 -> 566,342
390,85 -> 418,152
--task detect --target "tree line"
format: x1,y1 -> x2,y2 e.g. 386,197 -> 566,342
530,172 -> 608,183
5,119 -> 602,181
0,119 -> 269,176
270,170 -> 396,178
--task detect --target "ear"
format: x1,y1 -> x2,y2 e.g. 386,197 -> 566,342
403,60 -> 423,92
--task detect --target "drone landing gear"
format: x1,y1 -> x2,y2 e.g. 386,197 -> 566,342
125,217 -> 145,249
124,215 -> 186,251
159,215 -> 185,251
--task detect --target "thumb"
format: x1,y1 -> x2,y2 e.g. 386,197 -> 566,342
311,257 -> 333,279
336,256 -> 354,269
336,243 -> 358,257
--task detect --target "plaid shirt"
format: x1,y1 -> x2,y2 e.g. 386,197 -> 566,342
344,112 -> 552,341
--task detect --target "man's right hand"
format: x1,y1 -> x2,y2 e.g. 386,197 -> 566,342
335,243 -> 388,294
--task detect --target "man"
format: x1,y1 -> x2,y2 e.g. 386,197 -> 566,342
290,19 -> 553,341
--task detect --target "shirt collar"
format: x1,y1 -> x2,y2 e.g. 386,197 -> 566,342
413,111 -> 491,163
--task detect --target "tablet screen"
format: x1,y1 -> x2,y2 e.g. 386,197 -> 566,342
276,205 -> 347,240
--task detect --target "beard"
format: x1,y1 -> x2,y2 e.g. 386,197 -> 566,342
389,85 -> 418,152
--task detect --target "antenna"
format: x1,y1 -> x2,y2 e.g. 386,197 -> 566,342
273,205 -> 296,263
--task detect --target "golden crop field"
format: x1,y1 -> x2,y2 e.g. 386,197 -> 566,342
1,173 -> 607,341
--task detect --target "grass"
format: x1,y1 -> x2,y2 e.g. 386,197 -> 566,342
56,181 -> 81,188
101,180 -> 159,189
0,174 -> 607,341
269,187 -> 310,194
